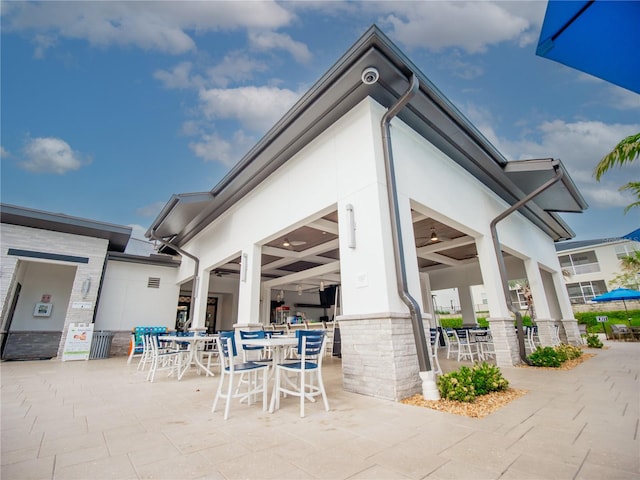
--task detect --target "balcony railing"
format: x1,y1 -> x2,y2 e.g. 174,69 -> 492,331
562,262 -> 600,276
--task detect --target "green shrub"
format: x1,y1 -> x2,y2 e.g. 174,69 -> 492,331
556,343 -> 582,360
586,334 -> 603,348
440,317 -> 463,329
437,363 -> 509,402
528,344 -> 582,367
471,362 -> 509,396
528,347 -> 562,367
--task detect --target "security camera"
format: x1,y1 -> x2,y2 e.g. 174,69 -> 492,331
361,67 -> 379,85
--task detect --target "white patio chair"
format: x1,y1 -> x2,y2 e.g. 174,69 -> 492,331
429,328 -> 442,375
146,335 -> 185,383
453,329 -> 479,362
442,329 -> 459,360
212,332 -> 269,420
274,330 -> 329,417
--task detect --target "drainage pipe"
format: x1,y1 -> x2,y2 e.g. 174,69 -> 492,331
490,164 -> 564,365
148,229 -> 199,332
381,74 -> 433,376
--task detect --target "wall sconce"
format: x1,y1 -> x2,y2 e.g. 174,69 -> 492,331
319,280 -> 325,292
241,253 -> 248,282
81,276 -> 91,298
346,203 -> 356,249
297,285 -> 302,296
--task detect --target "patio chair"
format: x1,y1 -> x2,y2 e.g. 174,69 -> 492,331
525,326 -> 540,353
274,330 -> 329,417
212,332 -> 269,420
610,324 -> 633,341
429,328 -> 442,375
453,329 -> 479,362
146,335 -> 186,383
442,328 -> 459,359
472,329 -> 495,360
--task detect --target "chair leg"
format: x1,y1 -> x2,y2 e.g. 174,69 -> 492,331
212,372 -> 224,413
300,370 -> 305,418
224,373 -> 234,420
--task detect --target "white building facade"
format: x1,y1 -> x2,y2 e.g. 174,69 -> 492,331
147,27 -> 587,401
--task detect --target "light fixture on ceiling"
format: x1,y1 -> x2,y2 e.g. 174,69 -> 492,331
282,238 -> 291,248
319,281 -> 325,292
430,228 -> 439,242
297,285 -> 302,296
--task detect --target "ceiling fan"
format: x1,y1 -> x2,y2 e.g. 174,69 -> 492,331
282,237 -> 307,248
415,227 -> 450,247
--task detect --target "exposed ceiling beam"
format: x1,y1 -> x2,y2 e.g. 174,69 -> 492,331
308,218 -> 339,235
416,235 -> 475,255
263,261 -> 340,288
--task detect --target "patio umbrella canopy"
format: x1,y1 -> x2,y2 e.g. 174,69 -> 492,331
591,288 -> 640,322
536,0 -> 640,94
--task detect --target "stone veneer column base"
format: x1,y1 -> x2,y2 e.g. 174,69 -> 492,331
535,318 -> 557,347
337,312 -> 423,401
560,318 -> 581,345
487,317 -> 522,367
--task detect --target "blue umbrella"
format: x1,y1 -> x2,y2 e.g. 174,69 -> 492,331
623,228 -> 640,243
536,1 -> 640,94
592,288 -> 640,322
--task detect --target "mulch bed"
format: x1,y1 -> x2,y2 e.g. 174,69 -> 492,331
401,388 -> 528,418
401,352 -> 596,418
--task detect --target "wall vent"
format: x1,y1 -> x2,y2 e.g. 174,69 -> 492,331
147,277 -> 161,288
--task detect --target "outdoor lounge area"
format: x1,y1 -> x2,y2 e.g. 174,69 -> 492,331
2,341 -> 639,479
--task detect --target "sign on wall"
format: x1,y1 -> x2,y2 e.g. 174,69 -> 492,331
62,323 -> 94,361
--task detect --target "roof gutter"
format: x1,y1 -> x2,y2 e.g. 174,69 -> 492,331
148,223 -> 199,332
381,73 -> 438,399
490,163 -> 565,365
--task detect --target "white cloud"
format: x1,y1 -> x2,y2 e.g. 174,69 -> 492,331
153,61 -> 202,89
199,85 -> 300,132
607,85 -> 640,110
189,130 -> 256,166
248,30 -> 312,63
136,201 -> 167,218
3,1 -> 295,55
206,53 -> 268,88
0,146 -> 10,158
493,119 -> 640,208
128,223 -> 150,241
376,1 -> 535,53
20,137 -> 89,174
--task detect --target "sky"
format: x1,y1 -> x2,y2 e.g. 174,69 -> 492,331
1,1 -> 639,243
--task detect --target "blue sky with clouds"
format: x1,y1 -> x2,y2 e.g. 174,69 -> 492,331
1,1 -> 638,241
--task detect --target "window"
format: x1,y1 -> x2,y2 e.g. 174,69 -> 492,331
559,251 -> 600,275
615,243 -> 639,260
566,280 -> 606,304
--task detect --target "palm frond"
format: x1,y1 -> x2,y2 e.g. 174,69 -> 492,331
594,132 -> 640,181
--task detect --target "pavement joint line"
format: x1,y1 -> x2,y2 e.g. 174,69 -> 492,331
506,425 -> 535,450
571,422 -> 587,445
622,402 -> 628,416
435,430 -> 474,455
571,448 -> 590,480
497,453 -> 521,479
634,418 -> 639,441
571,405 -> 585,421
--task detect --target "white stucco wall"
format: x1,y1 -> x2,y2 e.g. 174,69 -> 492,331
94,260 -> 180,331
1,224 -> 109,330
8,261 -> 76,331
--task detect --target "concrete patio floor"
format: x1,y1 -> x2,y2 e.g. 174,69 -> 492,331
1,341 -> 638,480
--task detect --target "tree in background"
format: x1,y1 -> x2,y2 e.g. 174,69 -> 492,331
609,250 -> 640,289
594,132 -> 640,213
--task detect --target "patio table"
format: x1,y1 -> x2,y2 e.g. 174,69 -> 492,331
159,335 -> 218,380
241,335 -> 298,413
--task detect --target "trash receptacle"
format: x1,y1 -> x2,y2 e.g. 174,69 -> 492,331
90,330 -> 114,359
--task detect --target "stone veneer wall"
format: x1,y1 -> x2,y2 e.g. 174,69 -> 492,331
338,312 -> 422,401
2,331 -> 62,360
